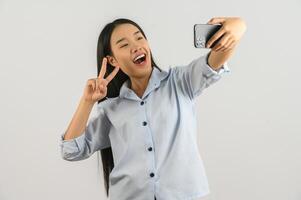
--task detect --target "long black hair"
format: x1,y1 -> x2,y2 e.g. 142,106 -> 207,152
96,18 -> 162,197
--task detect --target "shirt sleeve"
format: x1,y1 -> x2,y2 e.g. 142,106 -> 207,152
171,51 -> 230,100
59,105 -> 111,161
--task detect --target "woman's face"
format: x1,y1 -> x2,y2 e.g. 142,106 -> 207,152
107,23 -> 152,79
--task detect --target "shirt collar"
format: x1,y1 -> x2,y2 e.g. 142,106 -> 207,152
119,66 -> 170,101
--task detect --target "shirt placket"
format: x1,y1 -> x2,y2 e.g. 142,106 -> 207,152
140,99 -> 157,178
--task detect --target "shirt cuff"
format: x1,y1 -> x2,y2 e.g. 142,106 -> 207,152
201,52 -> 231,78
60,131 -> 82,154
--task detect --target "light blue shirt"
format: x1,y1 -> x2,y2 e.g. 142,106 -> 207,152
60,51 -> 230,200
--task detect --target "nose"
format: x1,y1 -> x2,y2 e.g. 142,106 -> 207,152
131,44 -> 142,54
132,47 -> 141,53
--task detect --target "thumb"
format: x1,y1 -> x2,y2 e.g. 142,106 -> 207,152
207,17 -> 226,25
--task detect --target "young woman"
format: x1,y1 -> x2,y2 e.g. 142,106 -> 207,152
60,17 -> 246,200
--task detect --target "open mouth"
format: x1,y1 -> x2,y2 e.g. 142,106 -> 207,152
133,54 -> 146,65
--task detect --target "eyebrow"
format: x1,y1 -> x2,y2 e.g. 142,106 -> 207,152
115,30 -> 141,45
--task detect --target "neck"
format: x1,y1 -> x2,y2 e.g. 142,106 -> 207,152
129,69 -> 153,98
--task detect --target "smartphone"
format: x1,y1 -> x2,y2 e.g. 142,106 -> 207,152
194,24 -> 222,48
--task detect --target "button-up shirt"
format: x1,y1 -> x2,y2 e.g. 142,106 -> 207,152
60,51 -> 230,200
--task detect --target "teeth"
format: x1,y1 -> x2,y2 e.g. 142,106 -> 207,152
134,54 -> 145,62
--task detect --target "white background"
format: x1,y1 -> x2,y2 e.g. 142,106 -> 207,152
0,0 -> 300,199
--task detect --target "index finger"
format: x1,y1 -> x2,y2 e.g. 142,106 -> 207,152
98,57 -> 107,79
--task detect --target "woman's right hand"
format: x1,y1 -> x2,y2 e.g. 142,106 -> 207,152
82,57 -> 120,104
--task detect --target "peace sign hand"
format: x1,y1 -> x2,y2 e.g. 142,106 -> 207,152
82,57 -> 120,104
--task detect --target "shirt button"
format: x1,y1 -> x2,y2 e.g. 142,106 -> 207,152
148,147 -> 152,151
143,121 -> 147,126
150,172 -> 155,177
140,101 -> 144,105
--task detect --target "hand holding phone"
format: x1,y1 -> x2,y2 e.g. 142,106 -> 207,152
194,24 -> 222,48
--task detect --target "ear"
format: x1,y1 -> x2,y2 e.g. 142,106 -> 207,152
106,55 -> 118,67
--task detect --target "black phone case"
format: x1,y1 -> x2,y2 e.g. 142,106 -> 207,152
194,24 -> 222,48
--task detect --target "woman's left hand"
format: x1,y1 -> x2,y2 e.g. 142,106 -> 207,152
206,17 -> 247,52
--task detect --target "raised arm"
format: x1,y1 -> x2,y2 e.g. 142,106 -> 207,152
60,97 -> 111,161
170,17 -> 247,100
60,57 -> 119,161
172,52 -> 230,100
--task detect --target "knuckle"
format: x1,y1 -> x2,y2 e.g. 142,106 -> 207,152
101,79 -> 108,85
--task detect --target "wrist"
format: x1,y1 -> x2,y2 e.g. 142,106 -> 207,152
80,96 -> 95,107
